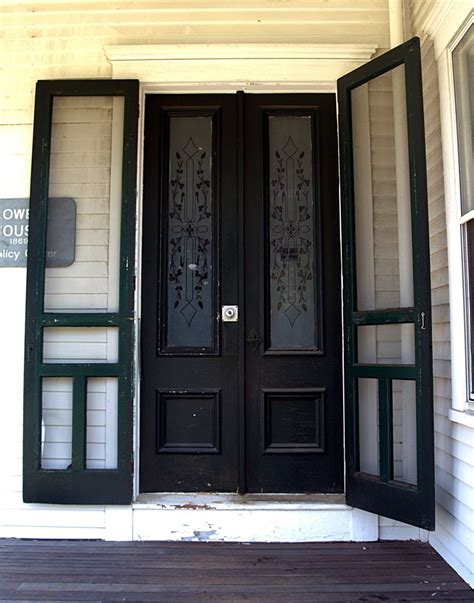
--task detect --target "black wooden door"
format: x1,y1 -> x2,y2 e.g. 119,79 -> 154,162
140,95 -> 239,492
140,93 -> 343,493
244,95 -> 343,492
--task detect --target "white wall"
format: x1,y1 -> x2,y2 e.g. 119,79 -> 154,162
0,0 -> 391,539
409,0 -> 474,588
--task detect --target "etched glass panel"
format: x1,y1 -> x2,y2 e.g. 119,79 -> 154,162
268,115 -> 318,350
165,115 -> 214,350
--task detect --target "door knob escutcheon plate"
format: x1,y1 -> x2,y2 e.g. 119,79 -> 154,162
222,305 -> 238,322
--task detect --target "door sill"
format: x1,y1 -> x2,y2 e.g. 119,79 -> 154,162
131,492 -> 376,542
134,492 -> 347,509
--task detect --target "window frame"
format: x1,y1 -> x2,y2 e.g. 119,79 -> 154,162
443,12 -> 474,419
452,20 -> 474,404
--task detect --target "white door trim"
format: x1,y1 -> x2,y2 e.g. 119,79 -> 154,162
105,43 -> 378,93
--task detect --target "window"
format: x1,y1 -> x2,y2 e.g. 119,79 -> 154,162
453,24 -> 474,402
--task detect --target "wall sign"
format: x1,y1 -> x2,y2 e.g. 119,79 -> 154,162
0,198 -> 76,268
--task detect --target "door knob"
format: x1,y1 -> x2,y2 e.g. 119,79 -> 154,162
222,305 -> 238,322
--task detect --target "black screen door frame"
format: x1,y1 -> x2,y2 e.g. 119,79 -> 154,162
338,37 -> 435,530
24,79 -> 138,505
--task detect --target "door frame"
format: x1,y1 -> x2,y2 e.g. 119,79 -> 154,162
104,43 -> 380,498
135,86 -> 345,498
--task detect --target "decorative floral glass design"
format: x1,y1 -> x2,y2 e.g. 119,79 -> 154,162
165,115 -> 215,350
268,115 -> 318,350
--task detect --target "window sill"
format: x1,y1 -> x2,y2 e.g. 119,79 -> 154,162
449,408 -> 474,428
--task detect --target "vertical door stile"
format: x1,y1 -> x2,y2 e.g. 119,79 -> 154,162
237,91 -> 247,494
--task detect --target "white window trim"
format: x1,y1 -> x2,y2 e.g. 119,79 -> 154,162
435,9 -> 474,423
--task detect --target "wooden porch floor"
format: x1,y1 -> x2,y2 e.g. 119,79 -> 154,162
0,539 -> 472,602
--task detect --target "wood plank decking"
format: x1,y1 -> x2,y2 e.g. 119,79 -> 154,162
0,539 -> 472,602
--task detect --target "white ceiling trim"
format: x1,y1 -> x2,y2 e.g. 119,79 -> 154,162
104,43 -> 378,88
104,43 -> 378,63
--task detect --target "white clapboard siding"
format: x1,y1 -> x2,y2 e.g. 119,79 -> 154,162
355,58 -> 414,492
43,326 -> 116,342
400,6 -> 474,577
42,328 -> 118,471
41,378 -> 73,469
43,342 -> 108,361
41,96 -> 120,471
49,262 -> 108,278
44,96 -> 115,320
368,70 -> 409,483
420,31 -> 473,578
0,0 -> 390,539
369,72 -> 401,312
381,28 -> 462,545
44,294 -> 109,310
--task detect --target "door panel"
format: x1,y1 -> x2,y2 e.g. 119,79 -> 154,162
244,95 -> 343,493
338,38 -> 435,529
140,95 -> 239,492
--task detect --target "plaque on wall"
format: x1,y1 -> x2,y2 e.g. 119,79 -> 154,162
0,198 -> 76,268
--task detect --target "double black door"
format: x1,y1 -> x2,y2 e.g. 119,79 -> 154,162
140,93 -> 342,493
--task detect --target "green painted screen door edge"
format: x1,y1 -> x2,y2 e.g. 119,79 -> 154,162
338,38 -> 435,530
23,79 -> 139,504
